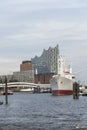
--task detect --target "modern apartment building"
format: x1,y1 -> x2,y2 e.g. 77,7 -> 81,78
31,44 -> 59,74
13,70 -> 34,83
12,45 -> 59,83
13,60 -> 34,82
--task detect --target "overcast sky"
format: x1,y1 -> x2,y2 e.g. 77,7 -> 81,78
0,0 -> 87,83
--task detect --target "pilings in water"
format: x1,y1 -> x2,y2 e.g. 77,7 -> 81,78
5,76 -> 8,104
73,82 -> 79,99
33,86 -> 40,93
33,86 -> 51,93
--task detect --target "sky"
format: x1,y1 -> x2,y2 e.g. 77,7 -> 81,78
0,0 -> 87,83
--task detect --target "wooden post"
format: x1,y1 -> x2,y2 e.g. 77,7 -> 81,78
37,86 -> 40,93
5,76 -> 8,104
73,82 -> 79,99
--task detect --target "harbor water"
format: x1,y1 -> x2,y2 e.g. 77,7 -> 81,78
0,93 -> 87,130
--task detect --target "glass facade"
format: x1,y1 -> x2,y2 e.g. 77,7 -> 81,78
31,44 -> 59,74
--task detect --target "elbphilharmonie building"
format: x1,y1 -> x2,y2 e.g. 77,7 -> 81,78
31,44 -> 59,74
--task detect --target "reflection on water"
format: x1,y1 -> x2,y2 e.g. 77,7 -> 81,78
0,93 -> 87,130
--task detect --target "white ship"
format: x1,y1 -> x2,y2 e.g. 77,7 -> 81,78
50,55 -> 75,95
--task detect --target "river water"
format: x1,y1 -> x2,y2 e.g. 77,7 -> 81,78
0,93 -> 87,130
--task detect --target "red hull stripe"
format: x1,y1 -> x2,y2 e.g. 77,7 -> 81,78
52,90 -> 73,96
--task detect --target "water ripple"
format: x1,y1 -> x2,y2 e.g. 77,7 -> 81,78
0,93 -> 87,130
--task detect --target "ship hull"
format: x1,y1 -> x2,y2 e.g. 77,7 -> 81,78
50,75 -> 73,96
52,90 -> 73,96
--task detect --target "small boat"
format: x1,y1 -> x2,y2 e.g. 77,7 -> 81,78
79,85 -> 87,96
0,101 -> 3,105
2,90 -> 13,95
81,89 -> 87,96
20,88 -> 34,92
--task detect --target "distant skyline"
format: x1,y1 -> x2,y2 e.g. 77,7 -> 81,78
0,0 -> 87,83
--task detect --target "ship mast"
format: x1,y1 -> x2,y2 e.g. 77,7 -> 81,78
58,55 -> 72,76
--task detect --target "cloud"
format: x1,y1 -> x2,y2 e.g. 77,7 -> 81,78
0,0 -> 87,83
2,20 -> 86,44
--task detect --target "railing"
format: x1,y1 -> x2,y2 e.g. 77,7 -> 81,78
0,82 -> 37,88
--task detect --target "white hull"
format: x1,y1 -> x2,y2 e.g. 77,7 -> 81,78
50,75 -> 74,95
20,88 -> 34,92
50,55 -> 75,95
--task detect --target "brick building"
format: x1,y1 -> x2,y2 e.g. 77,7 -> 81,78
13,60 -> 34,83
34,73 -> 54,84
20,60 -> 33,71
